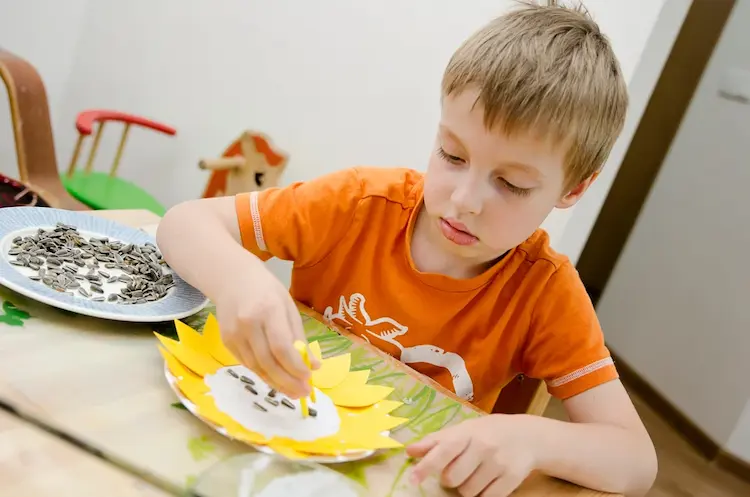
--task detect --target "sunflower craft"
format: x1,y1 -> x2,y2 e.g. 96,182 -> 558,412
155,314 -> 407,460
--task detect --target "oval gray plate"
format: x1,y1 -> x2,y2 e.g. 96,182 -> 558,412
0,207 -> 208,322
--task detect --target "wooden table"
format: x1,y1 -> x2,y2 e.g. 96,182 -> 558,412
0,209 -> 613,496
0,408 -> 167,497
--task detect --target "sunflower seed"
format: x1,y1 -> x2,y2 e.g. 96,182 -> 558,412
253,402 -> 267,412
78,287 -> 90,297
267,389 -> 277,398
240,376 -> 255,385
245,385 -> 258,395
90,284 -> 104,294
92,296 -> 105,302
227,369 -> 239,378
281,398 -> 295,410
107,293 -> 118,302
264,397 -> 279,407
308,407 -> 317,417
10,260 -> 25,267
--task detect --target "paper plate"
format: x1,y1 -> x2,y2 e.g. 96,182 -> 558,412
164,364 -> 381,464
0,207 -> 208,322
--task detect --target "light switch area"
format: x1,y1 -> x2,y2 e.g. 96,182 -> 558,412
717,67 -> 750,104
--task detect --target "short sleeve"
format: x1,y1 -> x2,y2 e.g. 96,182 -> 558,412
521,262 -> 619,399
234,167 -> 363,267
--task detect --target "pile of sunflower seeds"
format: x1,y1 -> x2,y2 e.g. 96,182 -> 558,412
226,368 -> 317,417
7,222 -> 175,304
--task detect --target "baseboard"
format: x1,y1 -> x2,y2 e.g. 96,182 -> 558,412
612,351 -> 721,460
716,450 -> 750,484
613,352 -> 750,484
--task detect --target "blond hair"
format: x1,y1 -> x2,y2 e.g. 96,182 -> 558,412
442,1 -> 628,187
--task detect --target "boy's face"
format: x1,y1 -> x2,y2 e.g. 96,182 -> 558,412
422,88 -> 594,266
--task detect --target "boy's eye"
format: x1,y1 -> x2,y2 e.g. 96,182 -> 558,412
498,178 -> 532,197
437,147 -> 464,164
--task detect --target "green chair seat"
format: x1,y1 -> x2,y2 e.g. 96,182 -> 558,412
61,172 -> 166,216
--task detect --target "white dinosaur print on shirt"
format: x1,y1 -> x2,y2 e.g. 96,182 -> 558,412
323,293 -> 474,401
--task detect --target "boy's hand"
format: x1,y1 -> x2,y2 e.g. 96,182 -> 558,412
406,415 -> 538,497
215,267 -> 320,399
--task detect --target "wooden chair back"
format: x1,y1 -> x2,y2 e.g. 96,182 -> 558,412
492,375 -> 551,416
0,48 -> 88,210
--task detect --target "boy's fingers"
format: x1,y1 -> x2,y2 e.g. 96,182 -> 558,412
232,336 -> 258,373
480,470 -> 527,497
285,304 -> 320,370
411,439 -> 466,484
264,305 -> 309,379
406,434 -> 439,457
455,461 -> 497,497
441,440 -> 482,488
253,328 -> 307,398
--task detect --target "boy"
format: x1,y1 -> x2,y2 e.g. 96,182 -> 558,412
157,2 -> 657,495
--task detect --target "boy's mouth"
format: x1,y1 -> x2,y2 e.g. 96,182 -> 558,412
439,218 -> 479,246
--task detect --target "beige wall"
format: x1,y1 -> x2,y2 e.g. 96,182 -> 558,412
598,0 -> 750,462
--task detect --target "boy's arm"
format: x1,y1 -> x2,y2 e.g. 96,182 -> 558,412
518,261 -> 657,495
157,168 -> 363,302
531,379 -> 657,496
157,196 -> 263,303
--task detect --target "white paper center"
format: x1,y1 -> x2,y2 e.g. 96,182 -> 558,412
205,366 -> 340,441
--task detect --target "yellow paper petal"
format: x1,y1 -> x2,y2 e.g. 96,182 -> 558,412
326,384 -> 394,408
176,374 -> 209,396
175,320 -> 206,352
308,341 -> 323,362
340,400 -> 403,416
267,443 -> 307,460
323,369 -> 370,391
340,410 -> 408,432
202,314 -> 240,366
288,429 -> 403,455
312,354 -> 351,389
154,333 -> 222,377
191,394 -> 268,444
158,346 -> 200,382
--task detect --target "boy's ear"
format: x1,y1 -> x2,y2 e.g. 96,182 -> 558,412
556,171 -> 599,209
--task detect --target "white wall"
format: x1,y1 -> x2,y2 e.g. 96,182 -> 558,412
1,0 -> 681,283
597,0 -> 750,462
0,0 -> 89,179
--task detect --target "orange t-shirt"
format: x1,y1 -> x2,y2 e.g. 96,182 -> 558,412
235,166 -> 618,412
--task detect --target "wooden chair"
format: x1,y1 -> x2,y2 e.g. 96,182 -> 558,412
199,131 -> 288,198
0,47 -> 88,210
62,110 -> 177,216
493,375 -> 551,416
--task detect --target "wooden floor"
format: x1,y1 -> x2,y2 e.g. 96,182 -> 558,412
544,390 -> 750,496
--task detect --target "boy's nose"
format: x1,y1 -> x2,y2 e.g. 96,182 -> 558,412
450,181 -> 483,215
